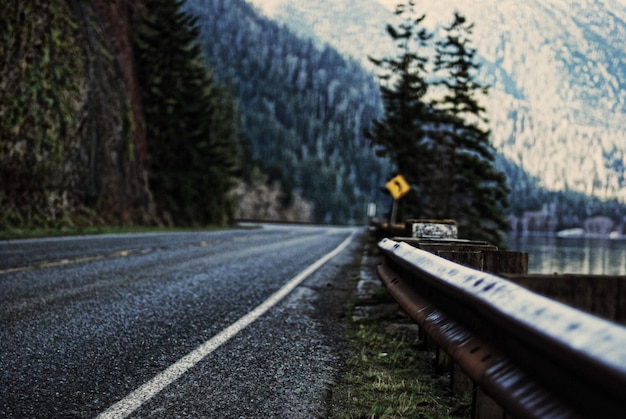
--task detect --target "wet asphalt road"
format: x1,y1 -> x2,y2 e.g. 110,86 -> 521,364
1,224 -> 362,418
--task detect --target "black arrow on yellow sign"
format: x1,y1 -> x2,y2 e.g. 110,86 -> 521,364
385,175 -> 410,200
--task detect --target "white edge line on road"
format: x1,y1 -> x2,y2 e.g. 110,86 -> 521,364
97,231 -> 355,419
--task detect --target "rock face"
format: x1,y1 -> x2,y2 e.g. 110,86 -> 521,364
229,179 -> 314,223
95,0 -> 148,164
0,1 -> 155,229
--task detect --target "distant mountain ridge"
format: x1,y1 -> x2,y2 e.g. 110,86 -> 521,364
247,0 -> 626,203
183,0 -> 391,224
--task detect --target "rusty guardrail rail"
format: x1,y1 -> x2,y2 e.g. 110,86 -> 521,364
378,237 -> 626,418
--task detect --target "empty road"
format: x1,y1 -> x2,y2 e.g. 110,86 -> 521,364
1,224 -> 362,418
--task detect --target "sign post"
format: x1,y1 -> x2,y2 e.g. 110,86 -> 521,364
385,174 -> 411,225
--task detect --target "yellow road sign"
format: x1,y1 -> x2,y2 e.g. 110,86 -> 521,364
386,175 -> 411,200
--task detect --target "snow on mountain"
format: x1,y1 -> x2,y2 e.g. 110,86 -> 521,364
245,0 -> 626,203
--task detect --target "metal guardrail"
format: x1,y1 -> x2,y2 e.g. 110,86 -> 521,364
377,238 -> 626,418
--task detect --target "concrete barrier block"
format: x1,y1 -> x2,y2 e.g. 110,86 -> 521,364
405,219 -> 458,239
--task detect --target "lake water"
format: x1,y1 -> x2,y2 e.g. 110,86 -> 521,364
506,235 -> 626,275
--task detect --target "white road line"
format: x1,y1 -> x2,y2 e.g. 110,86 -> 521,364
97,232 -> 355,419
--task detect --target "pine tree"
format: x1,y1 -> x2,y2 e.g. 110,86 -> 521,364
365,0 -> 435,219
369,4 -> 510,243
135,0 -> 239,226
432,12 -> 510,244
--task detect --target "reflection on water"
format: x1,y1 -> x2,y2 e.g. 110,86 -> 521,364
506,235 -> 626,275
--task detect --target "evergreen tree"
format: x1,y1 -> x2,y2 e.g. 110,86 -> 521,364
135,0 -> 239,226
432,12 -> 510,244
365,0 -> 435,219
369,4 -> 509,244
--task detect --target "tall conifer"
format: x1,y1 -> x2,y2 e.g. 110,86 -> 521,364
370,4 -> 509,243
432,12 -> 510,244
135,0 -> 239,225
365,0 -> 435,219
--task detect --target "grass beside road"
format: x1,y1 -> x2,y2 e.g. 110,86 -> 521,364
336,319 -> 471,418
330,265 -> 471,417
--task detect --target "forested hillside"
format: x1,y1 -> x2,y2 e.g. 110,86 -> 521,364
183,0 -> 390,224
134,0 -> 241,226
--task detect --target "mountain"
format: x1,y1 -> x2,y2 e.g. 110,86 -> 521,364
246,0 -> 626,205
183,0 -> 391,224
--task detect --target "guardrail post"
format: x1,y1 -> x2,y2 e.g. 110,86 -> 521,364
451,362 -> 473,394
476,386 -> 508,419
436,247 -> 526,418
436,249 -> 525,418
386,223 -> 528,419
376,236 -> 626,418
